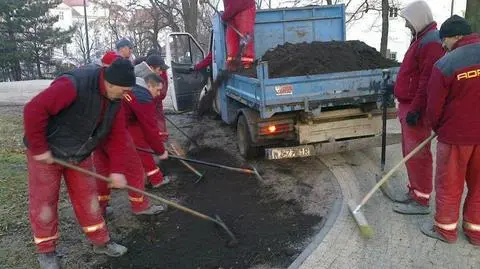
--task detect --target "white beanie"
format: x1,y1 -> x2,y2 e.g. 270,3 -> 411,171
400,0 -> 434,33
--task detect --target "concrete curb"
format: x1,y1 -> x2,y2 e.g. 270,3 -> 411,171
287,172 -> 344,269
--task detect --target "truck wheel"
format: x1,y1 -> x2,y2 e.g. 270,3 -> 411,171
237,115 -> 259,159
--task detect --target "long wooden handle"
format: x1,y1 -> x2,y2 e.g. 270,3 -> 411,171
354,133 -> 437,212
53,158 -> 216,222
168,143 -> 203,178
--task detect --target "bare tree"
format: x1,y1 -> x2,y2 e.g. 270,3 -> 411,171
466,0 -> 480,33
71,21 -> 105,64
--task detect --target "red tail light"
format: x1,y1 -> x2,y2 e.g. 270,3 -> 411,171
258,122 -> 293,135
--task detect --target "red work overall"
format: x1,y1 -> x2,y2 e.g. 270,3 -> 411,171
128,124 -> 167,186
434,143 -> 480,244
225,6 -> 256,68
27,151 -> 109,253
93,137 -> 150,214
398,103 -> 433,205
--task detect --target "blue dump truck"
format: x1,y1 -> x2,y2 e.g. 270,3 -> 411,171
164,4 -> 399,159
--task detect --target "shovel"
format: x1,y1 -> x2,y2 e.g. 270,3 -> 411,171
349,133 -> 437,238
52,158 -> 239,247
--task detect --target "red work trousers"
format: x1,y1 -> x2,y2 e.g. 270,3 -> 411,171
27,151 -> 109,253
434,142 -> 480,244
226,6 -> 256,67
128,125 -> 166,186
93,137 -> 150,214
398,103 -> 433,205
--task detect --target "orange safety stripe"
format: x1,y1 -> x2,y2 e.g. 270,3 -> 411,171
123,94 -> 132,102
34,233 -> 59,244
147,168 -> 160,177
241,57 -> 254,62
97,195 -> 111,202
434,220 -> 457,231
128,196 -> 144,203
464,221 -> 480,231
82,222 -> 105,233
413,189 -> 430,199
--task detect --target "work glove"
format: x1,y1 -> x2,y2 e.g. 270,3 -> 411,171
406,111 -> 420,126
158,150 -> 169,160
33,151 -> 54,164
109,173 -> 127,189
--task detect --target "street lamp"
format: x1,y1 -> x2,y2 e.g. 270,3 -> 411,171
451,0 -> 455,16
83,0 -> 91,63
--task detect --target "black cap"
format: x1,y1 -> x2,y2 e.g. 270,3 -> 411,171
146,48 -> 161,57
440,15 -> 472,39
146,55 -> 169,70
104,59 -> 136,87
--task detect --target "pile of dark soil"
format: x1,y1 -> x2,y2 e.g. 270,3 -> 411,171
240,40 -> 399,78
98,147 -> 322,269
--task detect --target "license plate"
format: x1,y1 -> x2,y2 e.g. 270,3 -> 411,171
265,145 -> 313,160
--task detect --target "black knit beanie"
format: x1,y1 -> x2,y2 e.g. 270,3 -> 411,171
104,59 -> 136,87
440,15 -> 472,39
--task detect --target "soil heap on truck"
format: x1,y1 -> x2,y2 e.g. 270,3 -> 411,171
164,4 -> 400,159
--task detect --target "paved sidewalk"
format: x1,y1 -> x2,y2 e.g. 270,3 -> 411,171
291,146 -> 479,269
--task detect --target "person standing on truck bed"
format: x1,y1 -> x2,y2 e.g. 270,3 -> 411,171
222,0 -> 256,71
421,15 -> 480,246
392,0 -> 445,215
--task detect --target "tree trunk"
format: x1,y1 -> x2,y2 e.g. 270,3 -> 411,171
181,0 -> 198,37
380,0 -> 389,57
326,0 -> 333,4
7,30 -> 22,81
465,0 -> 480,33
36,54 -> 42,79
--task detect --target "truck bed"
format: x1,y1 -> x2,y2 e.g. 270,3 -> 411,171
223,66 -> 399,120
212,5 -> 399,122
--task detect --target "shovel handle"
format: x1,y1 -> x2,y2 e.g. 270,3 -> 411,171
354,133 -> 437,212
52,158 -> 216,223
137,147 -> 255,174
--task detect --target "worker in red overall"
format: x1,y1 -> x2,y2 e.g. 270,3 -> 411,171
222,0 -> 256,70
23,59 -> 135,268
421,15 -> 480,246
193,51 -> 213,71
94,71 -> 168,214
101,51 -> 120,67
392,0 -> 445,215
133,56 -> 171,187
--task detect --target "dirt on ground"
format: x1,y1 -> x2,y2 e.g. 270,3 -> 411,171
0,105 -> 338,269
98,147 -> 323,269
239,40 -> 399,78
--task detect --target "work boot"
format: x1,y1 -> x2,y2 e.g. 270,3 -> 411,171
103,206 -> 113,219
393,199 -> 430,215
420,221 -> 455,244
37,252 -> 60,269
392,192 -> 413,204
152,176 -> 171,189
93,241 -> 128,257
133,204 -> 167,215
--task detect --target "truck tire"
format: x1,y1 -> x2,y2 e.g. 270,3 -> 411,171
237,115 -> 260,159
